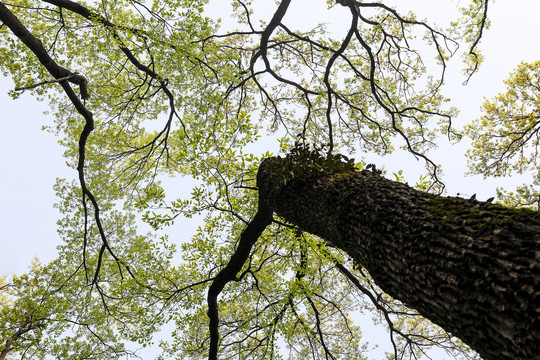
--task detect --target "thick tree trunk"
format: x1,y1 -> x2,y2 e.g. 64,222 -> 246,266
257,157 -> 540,360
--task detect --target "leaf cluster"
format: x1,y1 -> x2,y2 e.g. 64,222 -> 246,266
0,0 -> 495,359
272,141 -> 358,189
466,60 -> 540,207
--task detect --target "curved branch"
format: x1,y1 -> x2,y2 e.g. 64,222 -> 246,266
0,2 -> 89,98
0,2 -> 129,284
206,167 -> 274,359
324,2 -> 358,153
43,0 -> 187,159
249,0 -> 292,71
0,319 -> 45,360
463,0 -> 490,84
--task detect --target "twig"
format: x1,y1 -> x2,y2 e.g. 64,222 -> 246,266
15,73 -> 83,92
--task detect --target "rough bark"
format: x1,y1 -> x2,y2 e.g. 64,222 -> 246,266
257,157 -> 540,360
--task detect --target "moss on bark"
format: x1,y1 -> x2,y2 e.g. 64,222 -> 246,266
258,156 -> 540,360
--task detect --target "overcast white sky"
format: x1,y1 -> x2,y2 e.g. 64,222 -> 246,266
1,1 -> 539,358
1,0 -> 539,287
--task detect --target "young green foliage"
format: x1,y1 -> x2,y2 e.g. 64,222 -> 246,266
466,60 -> 540,208
0,0 -> 497,359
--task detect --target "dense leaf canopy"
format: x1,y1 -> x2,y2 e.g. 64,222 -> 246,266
1,0 -> 537,359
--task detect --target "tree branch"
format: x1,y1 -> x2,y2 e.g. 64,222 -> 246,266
206,165 -> 274,360
0,1 -> 127,284
0,2 -> 89,99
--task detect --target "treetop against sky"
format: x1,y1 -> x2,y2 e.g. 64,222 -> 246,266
0,1 -> 539,359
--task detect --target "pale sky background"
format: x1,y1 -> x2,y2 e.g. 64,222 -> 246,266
3,0 -> 540,275
1,0 -> 540,357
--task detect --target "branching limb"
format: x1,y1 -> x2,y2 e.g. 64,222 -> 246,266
334,262 -> 401,358
0,2 -> 89,98
323,3 -> 358,154
206,191 -> 273,360
0,1 -> 129,285
463,0 -> 490,84
249,0 -> 291,71
0,319 -> 45,360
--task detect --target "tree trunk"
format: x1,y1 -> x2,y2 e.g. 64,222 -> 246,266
257,157 -> 540,360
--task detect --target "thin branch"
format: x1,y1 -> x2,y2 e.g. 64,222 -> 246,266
463,0 -> 490,84
14,73 -> 87,96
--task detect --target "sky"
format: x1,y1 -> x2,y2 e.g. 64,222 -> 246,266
3,0 -> 539,276
1,0 -> 540,357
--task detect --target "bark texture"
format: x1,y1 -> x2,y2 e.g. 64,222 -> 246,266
257,157 -> 540,360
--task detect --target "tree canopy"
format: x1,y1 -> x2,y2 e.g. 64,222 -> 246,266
0,0 -> 538,359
